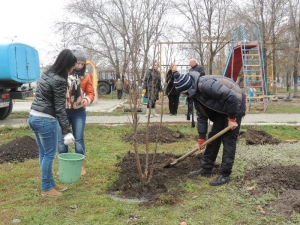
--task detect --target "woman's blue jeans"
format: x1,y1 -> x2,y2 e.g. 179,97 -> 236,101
57,109 -> 86,155
28,115 -> 58,191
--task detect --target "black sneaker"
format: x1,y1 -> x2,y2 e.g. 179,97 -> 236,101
209,175 -> 231,186
188,168 -> 212,178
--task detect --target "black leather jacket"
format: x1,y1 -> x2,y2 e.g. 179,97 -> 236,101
31,71 -> 71,135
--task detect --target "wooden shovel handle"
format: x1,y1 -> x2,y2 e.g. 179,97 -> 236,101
198,126 -> 231,150
171,126 -> 231,165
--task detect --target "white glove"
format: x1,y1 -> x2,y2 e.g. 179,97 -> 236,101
63,133 -> 75,145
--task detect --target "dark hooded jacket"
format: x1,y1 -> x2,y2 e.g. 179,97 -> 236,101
31,71 -> 71,135
142,68 -> 162,100
178,71 -> 246,138
165,70 -> 179,96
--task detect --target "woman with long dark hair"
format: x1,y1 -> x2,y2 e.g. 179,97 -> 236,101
28,49 -> 77,197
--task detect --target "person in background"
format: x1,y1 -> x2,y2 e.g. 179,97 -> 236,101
189,58 -> 205,76
142,62 -> 163,117
186,59 -> 206,125
114,78 -> 124,99
57,46 -> 95,176
130,79 -> 137,92
165,63 -> 180,116
173,70 -> 246,186
287,82 -> 291,92
28,49 -> 77,197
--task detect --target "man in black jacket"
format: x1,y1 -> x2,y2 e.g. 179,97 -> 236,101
173,71 -> 246,186
189,58 -> 205,76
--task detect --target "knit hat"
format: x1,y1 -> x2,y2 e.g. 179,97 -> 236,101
72,46 -> 87,62
174,73 -> 193,93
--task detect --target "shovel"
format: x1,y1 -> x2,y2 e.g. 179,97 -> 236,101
164,126 -> 231,168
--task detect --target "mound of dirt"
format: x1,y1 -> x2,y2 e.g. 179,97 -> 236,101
0,136 -> 38,164
122,125 -> 187,144
244,165 -> 300,218
239,128 -> 281,145
108,152 -> 219,205
268,190 -> 300,219
244,165 -> 300,194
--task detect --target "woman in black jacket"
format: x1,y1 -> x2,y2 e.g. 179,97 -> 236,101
165,64 -> 180,115
28,49 -> 77,197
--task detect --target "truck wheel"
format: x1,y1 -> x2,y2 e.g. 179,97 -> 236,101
98,82 -> 111,95
0,100 -> 13,120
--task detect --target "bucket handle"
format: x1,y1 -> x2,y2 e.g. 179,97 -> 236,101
69,141 -> 88,161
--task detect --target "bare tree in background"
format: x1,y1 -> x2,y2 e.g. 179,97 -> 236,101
287,0 -> 300,96
55,0 -> 168,84
275,30 -> 294,91
267,0 -> 287,94
173,0 -> 233,74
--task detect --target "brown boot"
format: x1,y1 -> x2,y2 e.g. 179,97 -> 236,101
53,184 -> 68,192
81,165 -> 86,176
41,189 -> 62,197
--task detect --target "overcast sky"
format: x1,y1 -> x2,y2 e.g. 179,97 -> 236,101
1,0 -> 66,65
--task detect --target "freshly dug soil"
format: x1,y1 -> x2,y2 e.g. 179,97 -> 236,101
122,125 -> 188,144
107,152 -> 216,205
0,135 -> 38,164
239,128 -> 281,145
243,165 -> 300,218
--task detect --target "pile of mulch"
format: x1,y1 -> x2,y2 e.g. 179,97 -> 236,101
239,128 -> 281,145
0,135 -> 38,164
243,164 -> 300,218
122,125 -> 188,144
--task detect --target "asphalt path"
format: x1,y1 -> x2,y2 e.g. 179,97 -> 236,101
1,99 -> 300,127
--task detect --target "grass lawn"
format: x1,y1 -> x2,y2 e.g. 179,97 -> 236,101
1,124 -> 300,224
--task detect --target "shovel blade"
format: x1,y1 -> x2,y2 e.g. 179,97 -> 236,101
163,126 -> 231,168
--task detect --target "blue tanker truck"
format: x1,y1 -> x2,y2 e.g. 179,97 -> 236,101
0,43 -> 40,120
